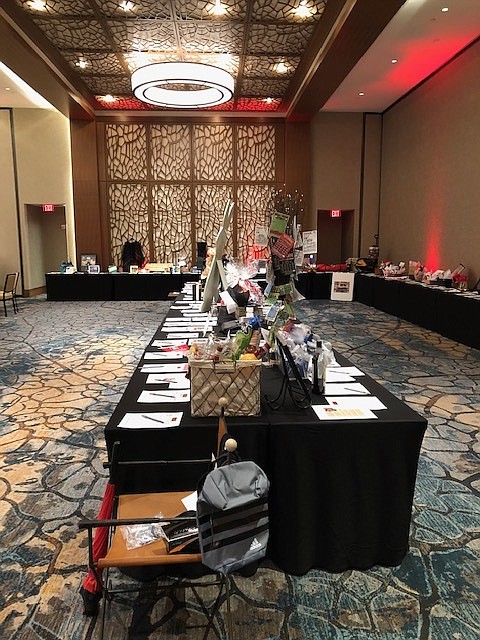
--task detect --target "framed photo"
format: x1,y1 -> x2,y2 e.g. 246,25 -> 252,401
80,254 -> 97,272
129,265 -> 139,274
88,264 -> 100,274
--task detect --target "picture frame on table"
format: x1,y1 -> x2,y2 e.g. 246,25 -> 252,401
88,264 -> 100,274
80,254 -> 97,272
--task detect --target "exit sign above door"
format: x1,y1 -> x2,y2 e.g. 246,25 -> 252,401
42,203 -> 55,212
330,209 -> 342,218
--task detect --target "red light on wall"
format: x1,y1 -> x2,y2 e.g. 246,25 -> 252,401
42,203 -> 55,212
330,209 -> 342,218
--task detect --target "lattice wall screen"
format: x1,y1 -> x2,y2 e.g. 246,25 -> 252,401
105,122 -> 282,265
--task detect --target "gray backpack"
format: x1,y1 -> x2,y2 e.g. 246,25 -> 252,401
196,460 -> 270,575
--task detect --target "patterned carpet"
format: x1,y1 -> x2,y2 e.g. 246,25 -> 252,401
0,295 -> 479,640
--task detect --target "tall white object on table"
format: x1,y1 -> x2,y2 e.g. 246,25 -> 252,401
200,199 -> 234,313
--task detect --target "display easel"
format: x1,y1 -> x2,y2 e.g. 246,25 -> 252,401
200,200 -> 234,313
265,342 -> 311,410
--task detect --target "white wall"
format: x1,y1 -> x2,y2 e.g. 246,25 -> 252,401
12,108 -> 76,290
0,109 -> 22,288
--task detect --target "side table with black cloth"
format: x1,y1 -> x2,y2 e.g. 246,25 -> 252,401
354,274 -> 480,350
112,273 -> 183,301
435,290 -> 480,349
295,272 -> 333,299
46,273 -> 113,301
103,294 -> 426,574
262,356 -> 426,574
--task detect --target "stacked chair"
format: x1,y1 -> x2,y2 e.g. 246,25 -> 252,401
79,398 -> 269,639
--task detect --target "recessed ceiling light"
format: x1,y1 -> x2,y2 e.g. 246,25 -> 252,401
441,7 -> 449,12
5,87 -> 11,91
391,58 -> 398,64
358,92 -> 365,96
275,61 -> 289,74
264,97 -> 273,104
120,1 -> 135,12
102,95 -> 117,103
76,60 -> 88,69
294,1 -> 314,19
28,0 -> 46,10
210,0 -> 227,15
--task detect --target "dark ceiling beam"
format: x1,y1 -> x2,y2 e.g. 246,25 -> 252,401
85,0 -> 132,76
233,0 -> 255,105
0,0 -> 100,116
285,0 -> 407,120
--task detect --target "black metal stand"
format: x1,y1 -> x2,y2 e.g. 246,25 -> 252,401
265,342 -> 311,410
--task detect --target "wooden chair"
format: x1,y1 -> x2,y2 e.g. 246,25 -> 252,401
1,272 -> 19,317
79,398 -> 236,639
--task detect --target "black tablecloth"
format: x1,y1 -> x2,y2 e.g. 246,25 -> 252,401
45,273 -> 200,301
296,272 -> 333,299
46,273 -> 113,301
355,274 -> 480,350
104,292 -> 426,574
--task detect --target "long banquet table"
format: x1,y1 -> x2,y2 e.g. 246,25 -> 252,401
354,273 -> 480,350
104,289 -> 427,575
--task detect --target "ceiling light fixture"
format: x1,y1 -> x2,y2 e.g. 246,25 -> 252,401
441,7 -> 449,12
391,58 -> 398,64
275,61 -> 289,74
5,87 -> 11,91
264,97 -> 273,104
131,62 -> 234,108
294,1 -> 314,19
76,60 -> 88,69
28,0 -> 47,10
358,92 -> 365,96
210,0 -> 227,16
120,1 -> 135,11
102,94 -> 117,103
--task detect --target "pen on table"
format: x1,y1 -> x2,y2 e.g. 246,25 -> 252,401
343,387 -> 368,394
141,414 -> 165,424
149,392 -> 177,398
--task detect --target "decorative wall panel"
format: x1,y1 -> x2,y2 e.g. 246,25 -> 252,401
237,184 -> 276,259
193,125 -> 233,181
195,184 -> 234,254
237,125 -> 276,181
106,124 -> 147,180
105,123 -> 281,265
109,183 -> 149,266
151,125 -> 190,181
152,184 -> 192,263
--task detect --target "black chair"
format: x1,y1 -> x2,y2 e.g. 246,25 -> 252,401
1,272 -> 19,317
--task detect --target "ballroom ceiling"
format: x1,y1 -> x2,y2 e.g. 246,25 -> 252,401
2,0 -> 479,115
11,0 -> 330,112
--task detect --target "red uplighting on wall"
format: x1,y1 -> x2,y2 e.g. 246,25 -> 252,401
330,209 -> 342,218
42,203 -> 55,212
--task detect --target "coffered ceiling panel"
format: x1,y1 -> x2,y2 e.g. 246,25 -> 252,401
179,22 -> 244,53
108,19 -> 177,50
31,18 -> 110,49
16,0 -> 94,17
247,23 -> 315,54
97,0 -> 170,19
62,52 -> 125,74
252,0 -> 326,21
243,55 -> 299,77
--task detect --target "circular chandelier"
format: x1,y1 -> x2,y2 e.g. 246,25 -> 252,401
131,62 -> 234,108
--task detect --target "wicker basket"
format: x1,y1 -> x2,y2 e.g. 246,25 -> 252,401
188,358 -> 262,417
